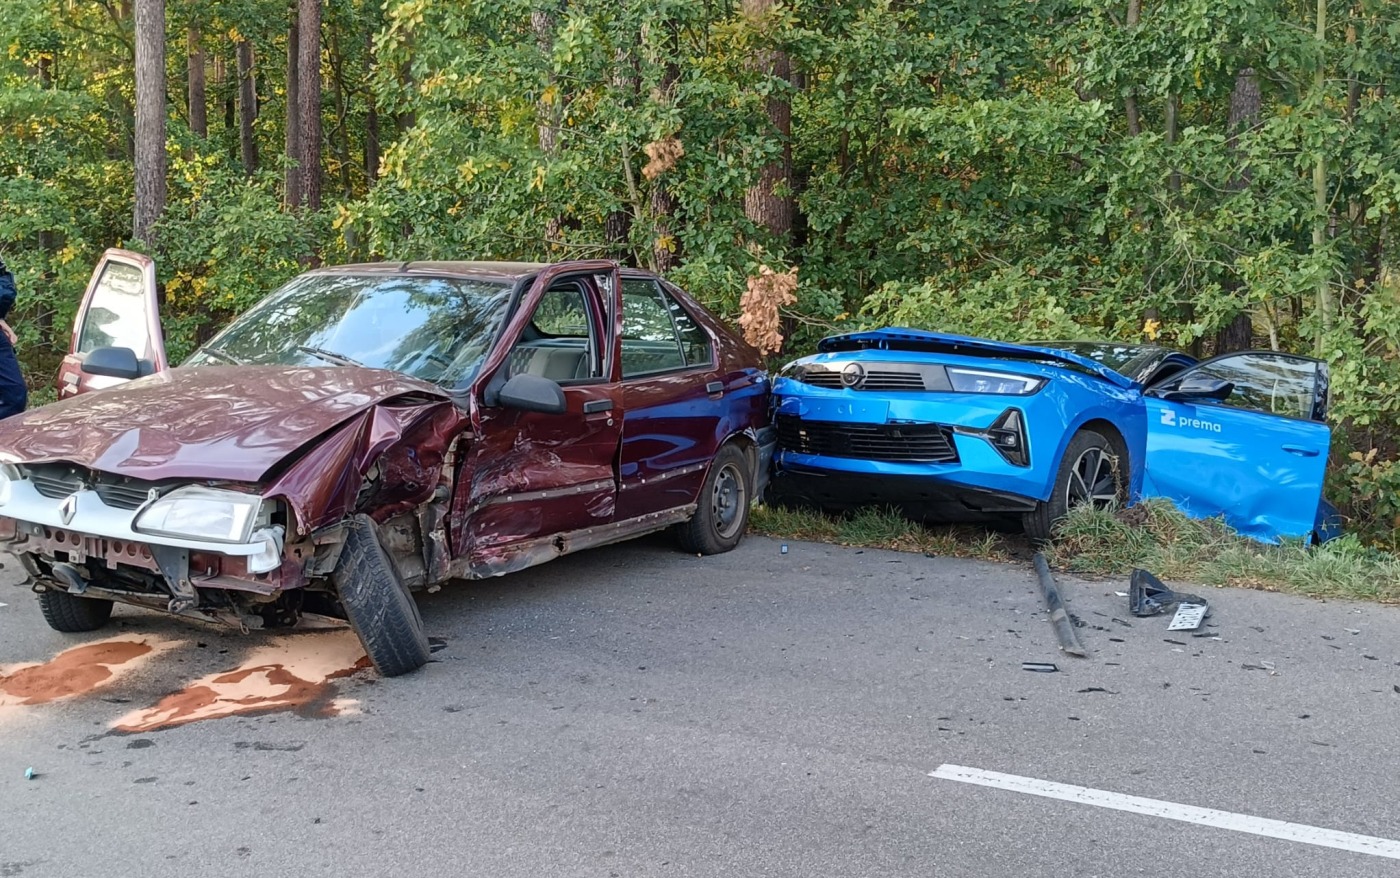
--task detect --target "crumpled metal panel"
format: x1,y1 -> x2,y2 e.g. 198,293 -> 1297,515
264,399 -> 467,535
0,365 -> 451,482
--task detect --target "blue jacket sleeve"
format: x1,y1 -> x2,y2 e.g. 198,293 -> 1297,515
0,257 -> 15,321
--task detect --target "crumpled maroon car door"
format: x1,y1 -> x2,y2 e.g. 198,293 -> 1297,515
456,263 -> 624,567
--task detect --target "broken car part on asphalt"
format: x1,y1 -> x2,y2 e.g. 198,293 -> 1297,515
1033,552 -> 1087,657
1129,568 -> 1209,631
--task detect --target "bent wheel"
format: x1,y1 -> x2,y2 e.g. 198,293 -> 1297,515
38,588 -> 114,633
677,444 -> 752,555
333,514 -> 430,677
1023,429 -> 1123,542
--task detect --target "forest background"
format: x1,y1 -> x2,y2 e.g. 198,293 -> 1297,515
1,0 -> 1398,541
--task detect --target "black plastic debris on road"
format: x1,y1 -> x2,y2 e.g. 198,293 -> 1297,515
1022,662 -> 1059,673
1129,568 -> 1209,630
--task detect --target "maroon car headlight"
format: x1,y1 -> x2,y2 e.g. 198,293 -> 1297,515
134,487 -> 267,544
0,464 -> 17,507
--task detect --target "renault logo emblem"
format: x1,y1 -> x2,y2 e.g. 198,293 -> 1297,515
840,362 -> 865,388
60,494 -> 77,526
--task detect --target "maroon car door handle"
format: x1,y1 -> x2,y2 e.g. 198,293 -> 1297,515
583,399 -> 613,414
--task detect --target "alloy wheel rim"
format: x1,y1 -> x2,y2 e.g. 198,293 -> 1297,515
1065,447 -> 1119,511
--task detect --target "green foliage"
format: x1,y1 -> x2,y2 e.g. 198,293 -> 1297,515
2,0 -> 1400,543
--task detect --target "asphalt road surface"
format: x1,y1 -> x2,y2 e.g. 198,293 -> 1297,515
3,534 -> 1399,877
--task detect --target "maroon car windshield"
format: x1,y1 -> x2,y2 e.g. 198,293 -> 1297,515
185,272 -> 515,389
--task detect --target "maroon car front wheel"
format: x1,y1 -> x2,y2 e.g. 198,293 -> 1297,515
333,514 -> 431,677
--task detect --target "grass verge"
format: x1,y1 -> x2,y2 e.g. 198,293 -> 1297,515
749,504 -> 1015,561
1048,500 -> 1400,603
752,500 -> 1400,604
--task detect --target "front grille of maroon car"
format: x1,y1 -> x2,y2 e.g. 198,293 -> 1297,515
27,465 -> 86,500
95,480 -> 163,509
23,464 -> 168,510
776,416 -> 958,463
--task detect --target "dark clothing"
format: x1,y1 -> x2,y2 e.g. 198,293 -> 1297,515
0,257 -> 28,418
0,257 -> 14,320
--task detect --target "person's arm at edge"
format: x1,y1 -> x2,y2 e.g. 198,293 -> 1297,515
0,257 -> 17,344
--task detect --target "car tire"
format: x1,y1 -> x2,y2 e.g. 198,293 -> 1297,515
333,514 -> 431,678
1023,429 -> 1123,542
677,444 -> 752,555
37,588 -> 115,633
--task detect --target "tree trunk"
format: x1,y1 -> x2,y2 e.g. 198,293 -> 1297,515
649,21 -> 681,273
1165,93 -> 1181,193
187,26 -> 207,139
1313,0 -> 1331,343
741,0 -> 793,247
605,9 -> 638,262
237,40 -> 258,174
1216,68 -> 1262,354
533,5 -> 564,245
285,9 -> 301,206
329,27 -> 353,198
133,0 -> 167,246
365,32 -> 380,181
1123,0 -> 1142,135
296,0 -> 323,210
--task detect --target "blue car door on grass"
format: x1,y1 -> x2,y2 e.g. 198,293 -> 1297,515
1142,352 -> 1330,542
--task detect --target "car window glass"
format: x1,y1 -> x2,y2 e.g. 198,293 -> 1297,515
662,288 -> 713,367
506,283 -> 601,383
621,279 -> 686,377
185,273 -> 514,389
1171,353 -> 1319,419
78,261 -> 153,357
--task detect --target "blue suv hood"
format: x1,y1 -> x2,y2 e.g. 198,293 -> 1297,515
816,328 -> 1137,390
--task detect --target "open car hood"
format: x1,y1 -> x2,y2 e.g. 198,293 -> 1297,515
816,329 -> 1137,390
0,365 -> 452,482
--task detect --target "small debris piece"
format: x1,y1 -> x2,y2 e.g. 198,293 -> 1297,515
23,767 -> 35,780
1076,687 -> 1117,695
1167,603 -> 1209,631
1130,569 -> 1207,619
1022,662 -> 1059,673
780,544 -> 788,555
1346,628 -> 1361,635
1164,639 -> 1186,646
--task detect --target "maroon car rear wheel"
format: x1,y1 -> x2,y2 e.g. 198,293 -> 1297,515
677,444 -> 751,555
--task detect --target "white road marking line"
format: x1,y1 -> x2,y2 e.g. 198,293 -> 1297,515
930,764 -> 1400,861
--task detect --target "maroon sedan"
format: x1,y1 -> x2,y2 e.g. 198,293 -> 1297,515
0,251 -> 774,675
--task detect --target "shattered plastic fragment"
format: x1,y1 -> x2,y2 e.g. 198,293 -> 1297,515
1129,569 -> 1207,620
23,767 -> 35,780
1167,603 -> 1209,631
1022,662 -> 1059,673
